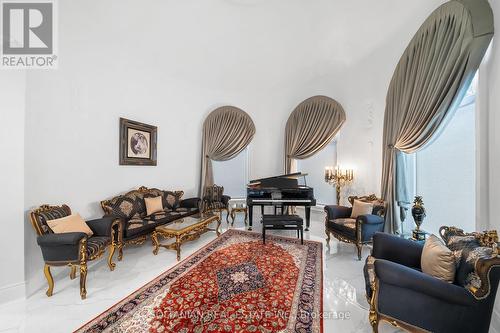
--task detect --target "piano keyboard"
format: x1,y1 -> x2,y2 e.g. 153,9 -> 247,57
251,199 -> 312,203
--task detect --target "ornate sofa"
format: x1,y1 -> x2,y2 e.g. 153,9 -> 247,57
29,204 -> 121,299
364,228 -> 500,333
324,194 -> 386,260
100,186 -> 201,259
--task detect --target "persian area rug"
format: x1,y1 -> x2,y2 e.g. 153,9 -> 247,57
76,229 -> 323,333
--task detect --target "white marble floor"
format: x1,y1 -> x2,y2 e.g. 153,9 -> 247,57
0,211 -> 400,333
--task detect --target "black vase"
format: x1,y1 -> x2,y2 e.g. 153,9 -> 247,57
411,205 -> 426,231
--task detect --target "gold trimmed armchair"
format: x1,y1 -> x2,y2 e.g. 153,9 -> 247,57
203,184 -> 231,223
29,204 -> 122,300
324,194 -> 386,260
364,228 -> 500,333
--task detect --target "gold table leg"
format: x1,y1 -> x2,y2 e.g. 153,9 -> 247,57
216,217 -> 221,236
175,236 -> 181,261
152,231 -> 160,255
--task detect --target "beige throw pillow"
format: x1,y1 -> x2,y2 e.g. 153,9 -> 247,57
421,234 -> 456,283
351,200 -> 374,218
145,196 -> 164,216
47,213 -> 94,236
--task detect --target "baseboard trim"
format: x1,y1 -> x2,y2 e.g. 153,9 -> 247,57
0,281 -> 26,304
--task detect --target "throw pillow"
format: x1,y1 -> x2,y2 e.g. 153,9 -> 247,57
351,200 -> 374,218
47,213 -> 94,236
145,196 -> 164,216
421,234 -> 456,283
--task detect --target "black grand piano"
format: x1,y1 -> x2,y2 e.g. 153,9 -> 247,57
246,172 -> 316,231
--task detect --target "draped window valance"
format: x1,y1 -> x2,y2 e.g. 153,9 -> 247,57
284,95 -> 346,174
199,106 -> 256,195
381,0 -> 494,233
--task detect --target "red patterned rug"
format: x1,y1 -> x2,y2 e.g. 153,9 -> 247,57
76,229 -> 323,333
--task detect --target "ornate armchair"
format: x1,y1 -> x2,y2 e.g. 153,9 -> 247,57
203,184 -> 231,223
324,194 -> 386,260
364,230 -> 500,333
29,204 -> 122,300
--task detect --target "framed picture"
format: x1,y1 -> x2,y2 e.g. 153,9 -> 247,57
119,118 -> 157,166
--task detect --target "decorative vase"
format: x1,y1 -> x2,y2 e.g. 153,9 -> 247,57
411,196 -> 426,231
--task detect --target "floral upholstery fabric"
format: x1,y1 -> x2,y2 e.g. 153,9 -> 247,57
204,185 -> 224,204
333,218 -> 356,230
86,236 -> 110,258
205,201 -> 227,211
364,255 -> 376,299
34,205 -> 72,234
441,228 -> 495,290
102,193 -> 144,220
163,191 -> 183,210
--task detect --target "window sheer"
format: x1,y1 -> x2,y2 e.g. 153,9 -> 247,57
296,140 -> 337,205
212,148 -> 249,199
413,76 -> 477,234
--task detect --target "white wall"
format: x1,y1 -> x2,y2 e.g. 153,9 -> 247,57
23,0 -> 447,295
484,1 -> 500,331
0,71 -> 26,301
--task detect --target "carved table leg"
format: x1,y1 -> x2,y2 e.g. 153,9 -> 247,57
152,231 -> 160,255
230,210 -> 235,226
216,217 -> 221,236
175,236 -> 181,261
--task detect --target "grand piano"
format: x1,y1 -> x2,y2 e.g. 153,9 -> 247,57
246,172 -> 316,231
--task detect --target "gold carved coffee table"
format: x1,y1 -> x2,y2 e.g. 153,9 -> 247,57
151,213 -> 221,261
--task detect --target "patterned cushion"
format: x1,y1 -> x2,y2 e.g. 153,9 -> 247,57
442,228 -> 494,289
204,185 -> 224,203
126,213 -> 156,238
364,255 -> 376,299
86,236 -> 110,258
163,191 -> 183,210
333,218 -> 356,230
206,201 -> 227,210
34,206 -> 72,234
102,195 -> 142,220
144,210 -> 169,222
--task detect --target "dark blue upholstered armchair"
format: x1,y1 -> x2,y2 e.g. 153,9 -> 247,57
30,204 -> 122,300
325,194 -> 386,260
364,231 -> 500,333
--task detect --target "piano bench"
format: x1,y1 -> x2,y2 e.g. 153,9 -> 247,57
262,215 -> 303,245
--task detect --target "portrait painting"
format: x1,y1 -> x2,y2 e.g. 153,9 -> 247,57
119,118 -> 157,166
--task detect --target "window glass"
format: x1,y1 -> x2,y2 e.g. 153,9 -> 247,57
296,140 -> 337,205
414,77 -> 477,234
212,148 -> 248,199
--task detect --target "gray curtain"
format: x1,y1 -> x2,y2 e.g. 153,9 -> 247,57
199,106 -> 256,196
381,0 -> 494,233
284,95 -> 346,174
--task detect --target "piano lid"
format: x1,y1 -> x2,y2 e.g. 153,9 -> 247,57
248,172 -> 309,188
